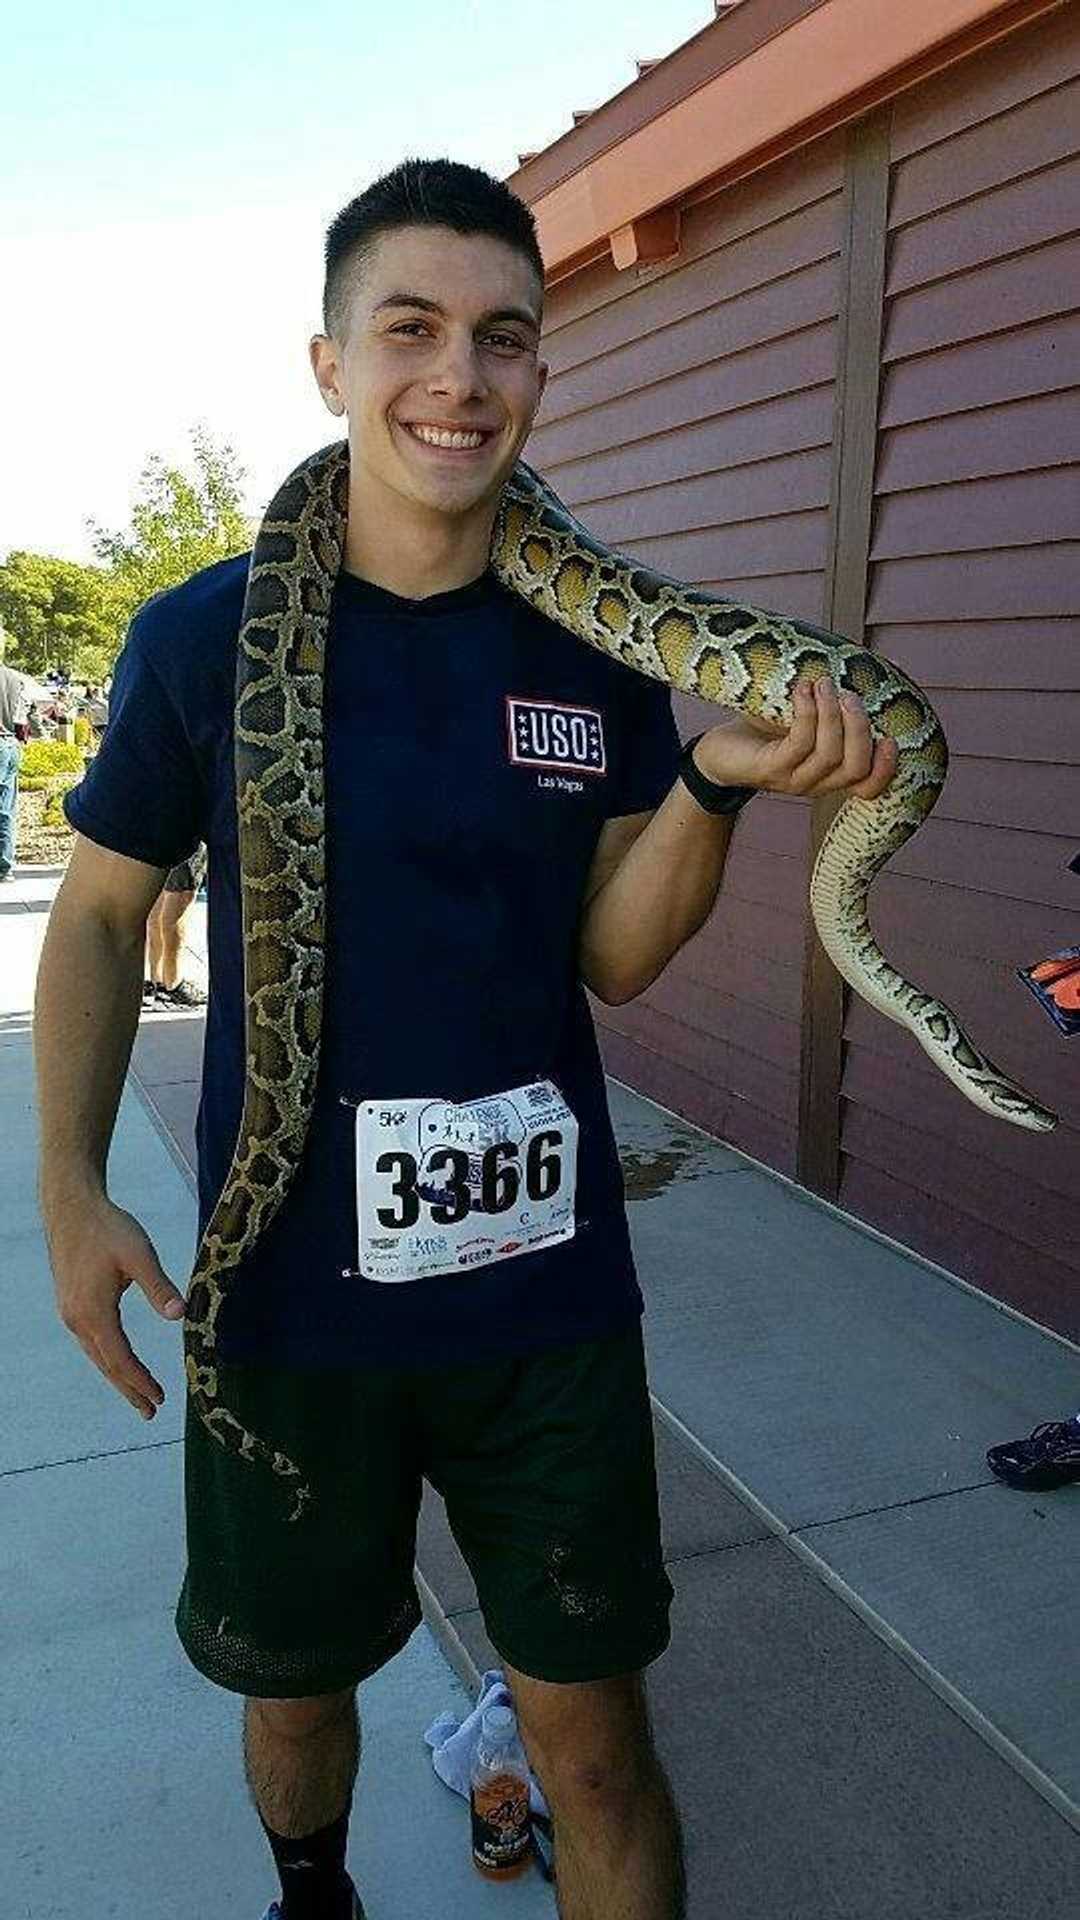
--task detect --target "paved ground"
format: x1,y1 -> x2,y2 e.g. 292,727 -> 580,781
4,864 -> 1079,1917
2,869 -> 553,1920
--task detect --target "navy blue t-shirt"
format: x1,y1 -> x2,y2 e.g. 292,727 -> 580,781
67,551 -> 682,1368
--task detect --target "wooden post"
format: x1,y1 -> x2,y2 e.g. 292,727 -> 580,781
797,107 -> 891,1199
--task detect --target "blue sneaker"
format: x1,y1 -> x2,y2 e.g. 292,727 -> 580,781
986,1415 -> 1080,1489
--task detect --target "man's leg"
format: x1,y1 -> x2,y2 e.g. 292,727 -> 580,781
145,895 -> 165,984
0,742 -> 17,876
504,1662 -> 687,1920
155,886 -> 195,989
243,1689 -> 362,1917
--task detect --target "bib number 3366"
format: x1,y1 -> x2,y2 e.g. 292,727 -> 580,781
354,1079 -> 578,1283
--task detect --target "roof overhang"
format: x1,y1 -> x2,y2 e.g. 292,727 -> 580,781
511,0 -> 1068,285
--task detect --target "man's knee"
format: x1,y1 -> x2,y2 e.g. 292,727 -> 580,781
508,1668 -> 657,1808
248,1686 -> 357,1740
539,1740 -> 660,1813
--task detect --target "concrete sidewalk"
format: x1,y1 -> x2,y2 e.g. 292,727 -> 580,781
1,868 -> 553,1920
4,865 -> 1079,1917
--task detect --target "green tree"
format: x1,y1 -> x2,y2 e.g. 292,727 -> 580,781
85,422 -> 253,639
0,425 -> 253,680
73,642 -> 116,686
0,552 -> 115,677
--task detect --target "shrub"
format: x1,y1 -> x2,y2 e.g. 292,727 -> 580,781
20,740 -> 85,778
41,782 -> 78,829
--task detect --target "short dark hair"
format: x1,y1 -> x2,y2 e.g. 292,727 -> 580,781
322,156 -> 546,344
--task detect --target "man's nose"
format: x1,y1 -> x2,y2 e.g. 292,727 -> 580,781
427,335 -> 489,394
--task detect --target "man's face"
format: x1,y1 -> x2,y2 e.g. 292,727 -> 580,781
314,224 -> 548,519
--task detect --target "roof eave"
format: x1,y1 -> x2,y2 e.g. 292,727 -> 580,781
512,0 -> 1067,285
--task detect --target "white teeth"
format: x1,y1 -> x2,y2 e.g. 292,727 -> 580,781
406,423 -> 487,450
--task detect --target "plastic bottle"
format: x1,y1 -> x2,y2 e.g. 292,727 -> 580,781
470,1702 -> 533,1879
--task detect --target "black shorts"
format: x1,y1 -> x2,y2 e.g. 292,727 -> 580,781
162,844 -> 207,894
174,1319 -> 673,1698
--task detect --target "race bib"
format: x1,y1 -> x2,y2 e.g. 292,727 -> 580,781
354,1079 -> 578,1283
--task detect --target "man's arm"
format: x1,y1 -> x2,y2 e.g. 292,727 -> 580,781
35,834 -> 189,1419
579,678 -> 900,1006
11,671 -> 29,742
578,794 -> 735,1005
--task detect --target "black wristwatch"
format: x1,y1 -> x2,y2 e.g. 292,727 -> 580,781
677,734 -> 758,817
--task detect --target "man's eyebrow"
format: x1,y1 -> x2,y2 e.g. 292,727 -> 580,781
372,292 -> 541,332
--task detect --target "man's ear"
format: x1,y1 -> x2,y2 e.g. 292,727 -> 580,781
309,334 -> 345,416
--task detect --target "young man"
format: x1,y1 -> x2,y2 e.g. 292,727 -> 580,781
35,158 -> 895,1920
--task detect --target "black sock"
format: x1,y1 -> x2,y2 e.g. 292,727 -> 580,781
258,1806 -> 354,1920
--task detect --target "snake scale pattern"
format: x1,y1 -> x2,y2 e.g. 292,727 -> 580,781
183,438 -> 1056,1521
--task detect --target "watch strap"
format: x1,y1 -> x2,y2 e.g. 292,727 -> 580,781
678,734 -> 758,816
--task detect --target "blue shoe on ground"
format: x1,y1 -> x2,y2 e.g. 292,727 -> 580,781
986,1415 -> 1080,1488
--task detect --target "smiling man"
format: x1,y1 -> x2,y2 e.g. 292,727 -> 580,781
318,235 -> 545,602
36,158 -> 895,1920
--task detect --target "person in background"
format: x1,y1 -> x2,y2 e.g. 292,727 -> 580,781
985,849 -> 1080,1491
0,648 -> 30,881
144,844 -> 209,1009
53,690 -> 76,742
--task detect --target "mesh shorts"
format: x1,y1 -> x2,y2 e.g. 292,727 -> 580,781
174,1319 -> 674,1698
162,843 -> 207,893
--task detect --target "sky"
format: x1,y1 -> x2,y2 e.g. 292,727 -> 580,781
3,0 -> 713,565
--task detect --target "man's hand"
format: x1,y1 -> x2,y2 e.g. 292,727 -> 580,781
693,676 -> 898,800
46,1189 -> 187,1421
35,841 -> 188,1419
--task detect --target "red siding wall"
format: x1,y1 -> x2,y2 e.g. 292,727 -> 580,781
526,7 -> 1080,1338
838,11 -> 1080,1335
530,136 -> 851,1176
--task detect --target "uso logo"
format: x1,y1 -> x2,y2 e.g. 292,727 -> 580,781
506,697 -> 606,776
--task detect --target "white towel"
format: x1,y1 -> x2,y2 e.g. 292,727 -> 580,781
424,1666 -> 551,1821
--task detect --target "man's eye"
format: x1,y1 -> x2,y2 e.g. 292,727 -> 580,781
388,323 -> 525,351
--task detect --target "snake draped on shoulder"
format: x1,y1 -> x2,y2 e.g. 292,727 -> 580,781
182,438 -> 1056,1522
